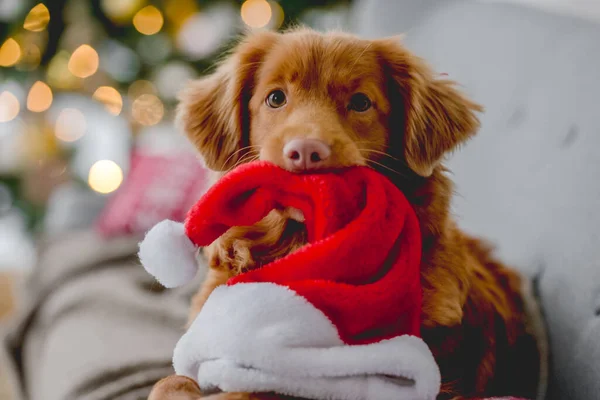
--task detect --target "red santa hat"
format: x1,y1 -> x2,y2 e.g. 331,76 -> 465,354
139,162 -> 441,399
139,161 -> 423,343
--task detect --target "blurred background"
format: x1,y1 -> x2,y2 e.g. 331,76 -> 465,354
1,1 -> 600,399
1,0 -> 599,274
0,0 -> 353,272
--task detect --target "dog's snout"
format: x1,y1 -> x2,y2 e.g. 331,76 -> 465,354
283,139 -> 331,171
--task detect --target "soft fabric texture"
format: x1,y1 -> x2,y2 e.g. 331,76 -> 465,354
96,150 -> 209,238
354,1 -> 600,399
1,230 -> 202,400
176,283 -> 439,400
139,161 -> 441,399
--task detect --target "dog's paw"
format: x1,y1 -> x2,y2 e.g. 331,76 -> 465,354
148,375 -> 202,400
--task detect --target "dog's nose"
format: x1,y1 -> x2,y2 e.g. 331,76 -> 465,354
283,139 -> 331,171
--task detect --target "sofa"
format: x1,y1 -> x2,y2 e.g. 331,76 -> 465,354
353,1 -> 600,399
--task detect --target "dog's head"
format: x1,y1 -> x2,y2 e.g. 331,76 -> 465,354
178,28 -> 482,177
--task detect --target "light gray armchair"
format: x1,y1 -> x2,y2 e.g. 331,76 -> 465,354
353,1 -> 600,399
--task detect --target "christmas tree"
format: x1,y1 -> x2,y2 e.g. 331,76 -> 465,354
0,0 -> 352,234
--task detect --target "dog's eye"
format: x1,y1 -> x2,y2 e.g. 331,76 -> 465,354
266,90 -> 287,108
348,93 -> 372,112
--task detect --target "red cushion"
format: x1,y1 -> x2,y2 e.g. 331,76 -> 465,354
95,151 -> 208,237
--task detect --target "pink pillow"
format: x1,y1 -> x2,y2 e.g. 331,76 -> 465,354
96,151 -> 208,238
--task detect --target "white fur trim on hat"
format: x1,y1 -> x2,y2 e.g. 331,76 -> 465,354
138,219 -> 199,288
174,283 -> 441,400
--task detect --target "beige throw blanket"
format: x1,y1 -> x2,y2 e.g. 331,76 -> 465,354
1,230 -> 203,400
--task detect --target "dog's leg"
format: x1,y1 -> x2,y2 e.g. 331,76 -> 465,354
148,375 -> 265,399
148,376 -> 202,399
187,210 -> 306,326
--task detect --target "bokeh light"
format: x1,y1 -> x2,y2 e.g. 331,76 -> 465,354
55,108 -> 86,142
93,86 -> 123,115
128,79 -> 156,100
99,40 -> 141,82
0,91 -> 20,122
88,160 -> 124,194
17,42 -> 41,70
137,33 -> 172,65
268,1 -> 284,30
26,81 -> 53,113
101,0 -> 144,24
0,38 -> 21,67
0,0 -> 23,22
133,6 -> 164,35
68,45 -> 99,78
47,51 -> 81,89
23,4 -> 50,32
154,61 -> 196,100
241,0 -> 272,29
176,5 -> 238,60
131,94 -> 164,126
164,0 -> 197,29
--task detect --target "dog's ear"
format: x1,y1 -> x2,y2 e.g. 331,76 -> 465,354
374,38 -> 483,177
176,31 -> 278,171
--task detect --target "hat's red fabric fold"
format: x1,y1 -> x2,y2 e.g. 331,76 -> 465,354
185,161 -> 422,345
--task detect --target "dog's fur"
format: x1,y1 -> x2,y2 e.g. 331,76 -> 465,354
150,29 -> 542,400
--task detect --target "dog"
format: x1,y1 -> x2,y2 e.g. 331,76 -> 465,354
149,28 -> 544,400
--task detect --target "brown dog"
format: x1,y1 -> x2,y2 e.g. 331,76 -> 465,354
150,28 -> 544,400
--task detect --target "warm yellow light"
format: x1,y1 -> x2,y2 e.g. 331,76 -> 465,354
68,45 -> 99,78
54,108 -> 86,142
241,0 -> 272,29
18,43 -> 41,70
0,38 -> 21,67
0,91 -> 20,122
47,51 -> 81,89
27,81 -> 53,113
128,80 -> 156,100
101,0 -> 145,24
93,86 -> 123,115
268,1 -> 284,30
131,94 -> 164,126
23,4 -> 50,32
88,160 -> 124,194
164,0 -> 197,29
133,6 -> 164,35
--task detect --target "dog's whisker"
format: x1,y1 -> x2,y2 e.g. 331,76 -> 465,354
221,146 -> 261,171
366,159 -> 407,178
358,148 -> 401,162
232,152 -> 260,169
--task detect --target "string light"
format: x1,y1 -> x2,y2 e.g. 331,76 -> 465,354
164,0 -> 197,30
47,51 -> 81,89
0,38 -> 21,67
131,94 -> 164,126
0,91 -> 20,122
92,86 -> 123,115
128,80 -> 156,100
241,0 -> 272,29
68,45 -> 99,78
268,1 -> 284,30
17,42 -> 41,70
55,108 -> 86,142
23,4 -> 50,32
101,0 -> 144,24
88,160 -> 124,194
133,6 -> 164,35
27,81 -> 53,112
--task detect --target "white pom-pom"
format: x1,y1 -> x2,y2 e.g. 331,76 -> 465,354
138,220 -> 199,288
